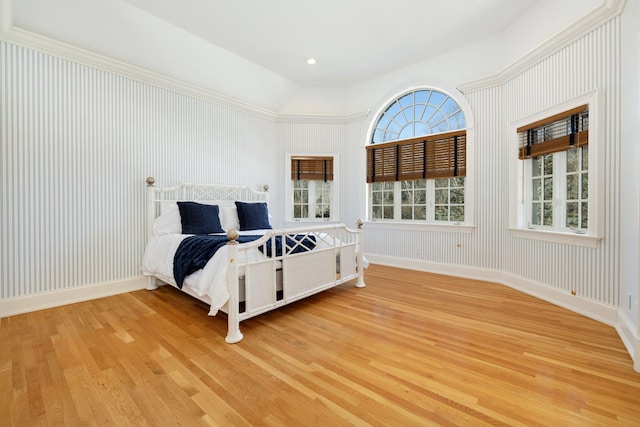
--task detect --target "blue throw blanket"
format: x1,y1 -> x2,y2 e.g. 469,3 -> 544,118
173,234 -> 316,288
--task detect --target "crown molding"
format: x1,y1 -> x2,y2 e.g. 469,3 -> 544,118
0,27 -> 373,125
276,110 -> 370,125
458,0 -> 627,93
0,26 -> 279,121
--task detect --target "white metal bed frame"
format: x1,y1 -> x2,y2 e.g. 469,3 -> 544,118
143,177 -> 366,343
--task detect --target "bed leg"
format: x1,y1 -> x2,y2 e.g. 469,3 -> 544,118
355,261 -> 366,288
225,231 -> 243,343
355,219 -> 366,288
146,276 -> 159,290
225,327 -> 243,344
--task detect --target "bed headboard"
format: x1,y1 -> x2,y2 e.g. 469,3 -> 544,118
145,177 -> 269,239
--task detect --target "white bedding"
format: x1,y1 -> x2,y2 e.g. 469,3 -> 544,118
141,229 -> 273,315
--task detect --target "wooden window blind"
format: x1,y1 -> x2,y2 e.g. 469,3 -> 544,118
366,130 -> 466,183
517,105 -> 589,159
291,156 -> 334,181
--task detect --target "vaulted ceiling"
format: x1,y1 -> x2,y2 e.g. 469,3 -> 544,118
121,0 -> 539,86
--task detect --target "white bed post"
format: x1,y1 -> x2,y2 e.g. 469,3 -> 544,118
355,219 -> 366,288
225,229 -> 243,343
145,177 -> 159,291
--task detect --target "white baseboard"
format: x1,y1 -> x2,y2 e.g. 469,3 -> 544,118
365,254 -> 638,371
0,276 -> 148,318
616,309 -> 640,373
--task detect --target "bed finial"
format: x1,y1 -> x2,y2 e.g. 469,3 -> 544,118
356,219 -> 363,229
146,177 -> 155,187
226,229 -> 239,242
263,184 -> 269,192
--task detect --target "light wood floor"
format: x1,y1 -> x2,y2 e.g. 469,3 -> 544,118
2,264 -> 640,426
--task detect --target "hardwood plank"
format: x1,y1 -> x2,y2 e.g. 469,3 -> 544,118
2,264 -> 640,426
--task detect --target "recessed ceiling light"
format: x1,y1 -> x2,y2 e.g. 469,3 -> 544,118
306,58 -> 316,65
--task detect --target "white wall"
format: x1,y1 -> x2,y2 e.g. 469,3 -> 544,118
619,0 -> 640,357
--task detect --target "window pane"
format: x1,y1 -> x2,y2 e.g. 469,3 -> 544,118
532,157 -> 542,177
581,202 -> 588,228
442,98 -> 459,116
532,178 -> 542,201
450,188 -> 464,204
543,203 -> 553,226
435,189 -> 448,204
451,177 -> 465,187
414,90 -> 428,104
372,191 -> 381,204
429,91 -> 445,107
372,206 -> 382,219
401,205 -> 413,219
567,149 -> 578,172
435,206 -> 449,221
415,179 -> 427,189
428,111 -> 445,128
383,206 -> 394,219
567,202 -> 578,228
451,206 -> 464,222
543,178 -> 553,200
543,154 -> 553,175
399,124 -> 414,140
532,203 -> 541,225
581,174 -> 589,199
567,175 -> 578,199
414,122 -> 429,136
435,178 -> 448,188
582,146 -> 589,169
401,190 -> 412,204
449,110 -> 466,129
316,205 -> 329,218
384,191 -> 394,204
414,205 -> 427,220
398,92 -> 413,108
372,129 -> 384,143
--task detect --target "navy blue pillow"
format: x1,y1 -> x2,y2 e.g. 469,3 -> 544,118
177,202 -> 224,234
235,201 -> 272,231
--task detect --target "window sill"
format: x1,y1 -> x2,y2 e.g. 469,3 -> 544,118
285,220 -> 340,227
509,228 -> 602,248
365,221 -> 475,233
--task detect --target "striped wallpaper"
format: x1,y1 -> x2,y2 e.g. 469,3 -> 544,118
0,41 -> 276,299
499,17 -> 621,305
363,16 -> 622,306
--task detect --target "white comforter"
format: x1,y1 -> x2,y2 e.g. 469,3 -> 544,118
140,230 -> 272,315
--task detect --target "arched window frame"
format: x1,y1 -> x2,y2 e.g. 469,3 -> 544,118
364,86 -> 475,232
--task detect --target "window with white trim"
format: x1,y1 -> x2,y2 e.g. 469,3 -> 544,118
518,106 -> 589,232
287,155 -> 337,222
367,89 -> 467,224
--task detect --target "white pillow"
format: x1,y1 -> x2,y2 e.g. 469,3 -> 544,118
152,203 -> 181,237
218,202 -> 240,231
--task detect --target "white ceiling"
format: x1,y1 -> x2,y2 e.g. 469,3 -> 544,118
122,0 -> 539,87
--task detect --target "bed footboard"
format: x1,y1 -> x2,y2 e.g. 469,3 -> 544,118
224,222 -> 366,343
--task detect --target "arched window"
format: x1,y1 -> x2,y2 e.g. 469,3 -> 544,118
367,89 -> 468,223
